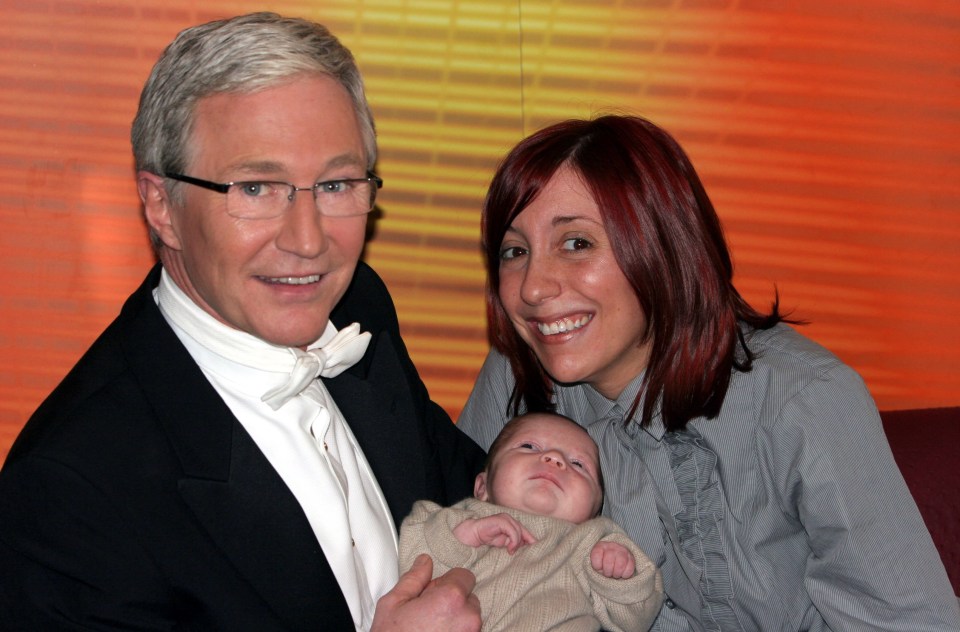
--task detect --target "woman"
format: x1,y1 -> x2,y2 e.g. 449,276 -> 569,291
458,115 -> 959,631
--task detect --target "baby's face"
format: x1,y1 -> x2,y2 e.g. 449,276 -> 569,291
476,414 -> 602,524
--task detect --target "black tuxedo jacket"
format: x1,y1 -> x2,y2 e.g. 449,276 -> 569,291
0,262 -> 485,631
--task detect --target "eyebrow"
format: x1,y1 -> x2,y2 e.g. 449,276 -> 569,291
504,214 -> 602,234
551,214 -> 593,226
227,154 -> 367,178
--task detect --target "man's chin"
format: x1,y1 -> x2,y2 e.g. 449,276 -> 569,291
254,323 -> 330,350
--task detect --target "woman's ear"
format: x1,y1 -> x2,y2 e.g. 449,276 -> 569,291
473,471 -> 490,501
138,171 -> 182,250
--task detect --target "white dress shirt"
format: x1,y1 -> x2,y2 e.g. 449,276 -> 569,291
155,269 -> 398,632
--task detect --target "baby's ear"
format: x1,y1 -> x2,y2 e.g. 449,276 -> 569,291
473,471 -> 489,501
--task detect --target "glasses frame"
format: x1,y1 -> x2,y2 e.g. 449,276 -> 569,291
163,171 -> 383,218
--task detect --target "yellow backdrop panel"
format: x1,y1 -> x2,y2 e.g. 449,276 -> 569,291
2,0 -> 958,459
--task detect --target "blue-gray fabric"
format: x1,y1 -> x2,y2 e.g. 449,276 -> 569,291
458,323 -> 960,631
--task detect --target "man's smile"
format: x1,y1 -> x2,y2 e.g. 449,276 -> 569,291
259,274 -> 322,285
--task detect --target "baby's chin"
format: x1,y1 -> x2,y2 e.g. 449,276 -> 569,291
510,495 -> 591,524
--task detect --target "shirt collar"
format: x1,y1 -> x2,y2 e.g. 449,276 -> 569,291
579,371 -> 668,441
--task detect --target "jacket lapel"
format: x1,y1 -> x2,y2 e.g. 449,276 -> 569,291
118,266 -> 351,629
323,329 -> 428,528
175,424 -> 351,629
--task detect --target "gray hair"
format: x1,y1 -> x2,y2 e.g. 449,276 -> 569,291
131,12 -> 377,177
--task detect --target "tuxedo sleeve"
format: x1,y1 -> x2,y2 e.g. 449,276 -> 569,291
0,455 -> 172,631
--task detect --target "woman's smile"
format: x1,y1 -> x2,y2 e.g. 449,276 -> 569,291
535,314 -> 593,336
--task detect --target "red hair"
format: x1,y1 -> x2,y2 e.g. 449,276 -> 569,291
482,115 -> 783,431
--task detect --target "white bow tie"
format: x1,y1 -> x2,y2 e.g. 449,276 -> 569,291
260,323 -> 371,410
155,269 -> 371,411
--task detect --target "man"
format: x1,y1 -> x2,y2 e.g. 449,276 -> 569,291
0,13 -> 485,631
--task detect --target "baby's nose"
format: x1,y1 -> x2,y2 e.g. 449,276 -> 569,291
542,453 -> 566,469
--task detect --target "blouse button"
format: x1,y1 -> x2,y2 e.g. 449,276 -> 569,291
664,597 -> 676,609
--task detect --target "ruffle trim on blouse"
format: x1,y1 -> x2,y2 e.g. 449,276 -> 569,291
664,429 -> 740,631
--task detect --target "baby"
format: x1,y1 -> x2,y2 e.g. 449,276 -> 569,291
398,412 -> 663,632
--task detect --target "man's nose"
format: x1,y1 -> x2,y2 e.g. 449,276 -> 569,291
275,191 -> 328,257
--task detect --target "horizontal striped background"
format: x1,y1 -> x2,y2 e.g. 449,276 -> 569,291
2,0 -> 958,459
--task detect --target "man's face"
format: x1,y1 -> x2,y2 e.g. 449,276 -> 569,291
475,414 -> 603,524
146,74 -> 369,348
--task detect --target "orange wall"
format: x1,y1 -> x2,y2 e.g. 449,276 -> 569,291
2,0 -> 959,460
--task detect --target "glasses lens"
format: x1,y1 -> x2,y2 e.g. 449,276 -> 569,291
222,178 -> 378,219
316,179 -> 376,217
225,182 -> 290,219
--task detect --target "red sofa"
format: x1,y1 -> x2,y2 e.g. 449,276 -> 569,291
880,407 -> 959,595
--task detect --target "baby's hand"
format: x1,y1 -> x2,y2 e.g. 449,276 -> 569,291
453,514 -> 537,554
590,541 -> 636,579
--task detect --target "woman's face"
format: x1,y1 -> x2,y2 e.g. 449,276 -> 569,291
497,166 -> 652,399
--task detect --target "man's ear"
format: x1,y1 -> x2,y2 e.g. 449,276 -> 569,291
473,471 -> 489,501
138,171 -> 182,250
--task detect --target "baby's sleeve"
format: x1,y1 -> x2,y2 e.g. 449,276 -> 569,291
397,499 -> 482,576
583,520 -> 664,632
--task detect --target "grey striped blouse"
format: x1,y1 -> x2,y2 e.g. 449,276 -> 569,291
458,323 -> 959,631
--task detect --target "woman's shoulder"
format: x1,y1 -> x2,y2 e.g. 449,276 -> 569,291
725,323 -> 878,432
740,322 -> 871,396
745,323 -> 844,374
457,349 -> 518,449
